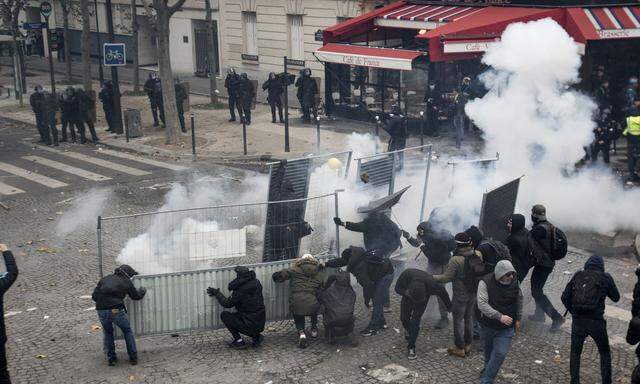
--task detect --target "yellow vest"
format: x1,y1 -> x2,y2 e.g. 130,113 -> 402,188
625,116 -> 640,137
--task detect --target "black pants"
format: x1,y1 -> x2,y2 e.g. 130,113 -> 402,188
220,311 -> 261,340
158,103 -> 166,125
270,101 -> 283,122
628,135 -> 640,176
531,266 -> 561,320
104,109 -> 115,132
293,314 -> 318,332
302,105 -> 312,121
35,114 -> 50,144
78,119 -> 99,142
60,117 -> 77,142
149,98 -> 159,126
177,104 -> 186,132
591,142 -> 610,164
400,296 -> 428,349
570,318 -> 611,384
0,341 -> 10,384
228,97 -> 242,120
47,115 -> 59,145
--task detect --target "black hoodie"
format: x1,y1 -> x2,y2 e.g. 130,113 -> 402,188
406,221 -> 454,266
561,255 -> 619,320
92,265 -> 146,310
213,267 -> 266,331
505,214 -> 531,281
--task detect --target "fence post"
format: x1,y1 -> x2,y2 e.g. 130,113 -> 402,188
97,215 -> 103,279
241,116 -> 248,155
191,112 -> 196,161
343,151 -> 353,179
334,190 -> 341,256
419,146 -> 433,222
375,115 -> 381,153
420,111 -> 425,151
389,154 -> 397,195
315,114 -> 321,152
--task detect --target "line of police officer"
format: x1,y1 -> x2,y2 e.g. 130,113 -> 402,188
143,73 -> 188,132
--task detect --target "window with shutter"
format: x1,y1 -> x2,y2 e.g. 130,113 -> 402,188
288,15 -> 304,60
243,12 -> 258,56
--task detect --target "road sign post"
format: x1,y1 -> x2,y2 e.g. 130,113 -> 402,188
40,1 -> 55,95
103,43 -> 126,66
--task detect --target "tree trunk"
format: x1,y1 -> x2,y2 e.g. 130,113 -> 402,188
63,8 -> 72,82
205,0 -> 217,105
131,0 -> 140,92
157,10 -> 178,144
80,0 -> 92,91
11,36 -> 23,107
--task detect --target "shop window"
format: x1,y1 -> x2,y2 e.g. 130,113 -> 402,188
243,11 -> 258,56
288,14 -> 304,61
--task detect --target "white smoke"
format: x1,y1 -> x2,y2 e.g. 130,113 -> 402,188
56,188 -> 112,238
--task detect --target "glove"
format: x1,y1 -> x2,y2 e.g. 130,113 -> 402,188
279,158 -> 287,166
401,230 -> 411,239
206,287 -> 220,297
272,271 -> 283,282
138,287 -> 147,296
333,217 -> 344,227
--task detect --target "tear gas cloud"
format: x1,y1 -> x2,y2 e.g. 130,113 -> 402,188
56,188 -> 112,239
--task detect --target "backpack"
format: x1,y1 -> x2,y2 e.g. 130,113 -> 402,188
570,270 -> 602,313
549,225 -> 568,261
480,240 -> 512,272
462,252 -> 485,293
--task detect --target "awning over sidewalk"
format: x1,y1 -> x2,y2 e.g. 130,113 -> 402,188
315,43 -> 424,71
322,2 -> 406,44
418,6 -> 564,61
565,6 -> 640,43
374,4 -> 484,30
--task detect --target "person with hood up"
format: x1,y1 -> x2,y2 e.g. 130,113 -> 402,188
207,266 -> 266,349
562,255 -> 619,384
395,268 -> 451,360
529,204 -> 565,332
98,81 -> 115,133
224,68 -> 242,122
627,266 -> 640,384
30,85 -> 49,144
326,247 -> 394,336
504,214 -> 531,283
263,72 -> 284,123
295,68 -> 318,122
465,225 -> 512,275
143,73 -> 161,127
402,217 -> 455,329
318,270 -> 357,346
0,244 -> 18,383
77,88 -> 100,143
272,254 -> 324,348
433,232 -> 484,358
92,265 -> 147,366
238,73 -> 255,125
477,260 -> 523,384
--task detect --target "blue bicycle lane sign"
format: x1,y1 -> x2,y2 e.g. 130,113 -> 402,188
103,43 -> 126,66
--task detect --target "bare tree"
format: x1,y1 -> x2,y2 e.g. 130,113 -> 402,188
130,0 -> 140,92
80,0 -> 92,91
0,0 -> 26,106
58,0 -> 74,82
204,0 -> 217,105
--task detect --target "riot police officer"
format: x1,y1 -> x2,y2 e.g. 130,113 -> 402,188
44,90 -> 59,146
76,88 -> 100,143
29,85 -> 49,144
144,73 -> 161,127
60,86 -> 79,143
174,79 -> 187,132
154,81 -> 166,126
224,68 -> 242,122
295,68 -> 318,122
238,73 -> 254,125
98,81 -> 115,133
263,72 -> 284,123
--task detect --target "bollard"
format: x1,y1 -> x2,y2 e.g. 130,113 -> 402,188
241,117 -> 248,156
420,111 -> 425,151
316,114 -> 321,152
191,113 -> 196,161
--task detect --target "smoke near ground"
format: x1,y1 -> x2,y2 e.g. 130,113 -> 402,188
56,188 -> 112,238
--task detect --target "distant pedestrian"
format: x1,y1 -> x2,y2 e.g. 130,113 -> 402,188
626,266 -> 640,384
263,72 -> 284,123
224,68 -> 242,122
77,88 -> 100,143
92,265 -> 147,366
98,81 -> 115,133
395,268 -> 451,360
143,73 -> 160,127
562,255 -> 619,384
29,85 -> 49,144
477,260 -> 522,383
272,254 -> 324,349
206,266 -> 266,349
318,270 -> 358,346
24,32 -> 34,56
35,31 -> 44,57
174,79 -> 187,132
0,243 -> 19,384
504,214 -> 531,283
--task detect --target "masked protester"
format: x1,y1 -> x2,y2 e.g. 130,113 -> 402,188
98,81 -> 115,133
174,79 -> 187,132
505,214 -> 531,283
30,85 -> 49,144
44,90 -> 59,146
263,72 -> 284,123
59,87 -> 79,143
144,73 -> 161,127
224,68 -> 242,122
295,68 -> 318,122
76,89 -> 100,143
0,244 -> 18,383
207,266 -> 266,349
395,268 -> 451,360
237,73 -> 254,125
92,265 -> 147,366
477,260 -> 523,384
383,104 -> 408,168
561,255 -> 619,384
318,270 -> 357,346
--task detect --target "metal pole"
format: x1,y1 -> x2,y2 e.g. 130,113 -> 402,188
315,112 -> 320,153
334,190 -> 340,256
283,56 -> 290,152
93,0 -> 104,84
389,154 -> 396,195
45,19 -> 56,95
191,112 -> 196,161
97,216 -> 103,279
419,146 -> 433,222
375,115 -> 380,154
125,112 -> 129,142
420,110 -> 425,151
344,151 -> 353,179
241,116 -> 248,155
105,0 -> 123,134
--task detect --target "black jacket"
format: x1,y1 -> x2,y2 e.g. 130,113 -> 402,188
383,114 -> 407,151
326,246 -> 393,292
296,74 -> 318,107
143,77 -> 157,99
263,76 -> 284,105
628,268 -> 640,360
214,269 -> 266,332
224,73 -> 240,99
237,78 -> 255,106
30,92 -> 46,117
98,87 -> 114,112
394,268 -> 451,309
345,212 -> 401,258
318,271 -> 355,328
505,214 -> 531,280
530,220 -> 555,268
77,90 -> 95,121
92,266 -> 146,311
175,83 -> 187,105
406,221 -> 454,266
561,255 -> 619,320
60,92 -> 80,122
0,251 -> 19,343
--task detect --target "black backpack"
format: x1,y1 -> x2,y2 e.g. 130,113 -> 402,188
462,252 -> 485,293
480,240 -> 512,271
549,224 -> 568,261
571,270 -> 602,313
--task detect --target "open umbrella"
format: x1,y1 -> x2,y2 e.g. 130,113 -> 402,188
357,186 -> 411,213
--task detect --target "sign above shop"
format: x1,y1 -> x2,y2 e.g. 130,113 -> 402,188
241,54 -> 259,62
410,0 -> 640,6
315,29 -> 323,42
315,44 -> 423,71
442,39 -> 497,54
285,58 -> 305,67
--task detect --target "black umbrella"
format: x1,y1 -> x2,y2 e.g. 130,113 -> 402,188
357,186 -> 411,213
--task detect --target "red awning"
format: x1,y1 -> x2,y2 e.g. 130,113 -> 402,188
315,43 -> 424,71
418,6 -> 565,62
565,6 -> 640,43
322,1 -> 407,44
374,4 -> 484,30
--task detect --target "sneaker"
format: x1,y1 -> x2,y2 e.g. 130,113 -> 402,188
360,328 -> 378,337
407,348 -> 417,360
464,344 -> 472,355
229,339 -> 247,349
107,357 -> 117,366
129,357 -> 137,365
447,347 -> 466,358
435,317 -> 449,330
550,317 -> 566,333
252,334 -> 264,347
310,327 -> 319,339
228,118 -> 236,122
298,333 -> 307,349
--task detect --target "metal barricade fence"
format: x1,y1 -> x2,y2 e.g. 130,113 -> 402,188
121,256 -> 336,337
98,192 -> 341,278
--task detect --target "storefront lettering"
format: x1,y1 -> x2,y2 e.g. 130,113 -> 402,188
597,29 -> 640,39
464,42 -> 491,52
341,55 -> 383,68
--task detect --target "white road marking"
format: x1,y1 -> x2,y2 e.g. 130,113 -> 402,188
97,149 -> 187,171
0,182 -> 25,195
23,155 -> 112,182
0,162 -> 67,188
36,146 -> 151,176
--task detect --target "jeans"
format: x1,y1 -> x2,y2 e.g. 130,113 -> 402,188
369,274 -> 393,330
97,309 -> 137,361
480,325 -> 515,384
400,296 -> 428,348
0,341 -> 10,384
293,314 -> 317,332
570,318 -> 611,384
426,262 -> 448,319
451,295 -> 475,349
530,266 -> 561,320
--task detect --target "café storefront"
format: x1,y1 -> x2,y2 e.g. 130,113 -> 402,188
315,0 -> 640,129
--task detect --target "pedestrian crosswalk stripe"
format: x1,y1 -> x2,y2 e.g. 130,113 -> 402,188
36,146 -> 151,176
97,149 -> 188,171
0,162 -> 68,188
23,156 -> 112,182
0,182 -> 25,195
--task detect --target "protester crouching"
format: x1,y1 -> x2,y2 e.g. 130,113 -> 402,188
318,270 -> 357,346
